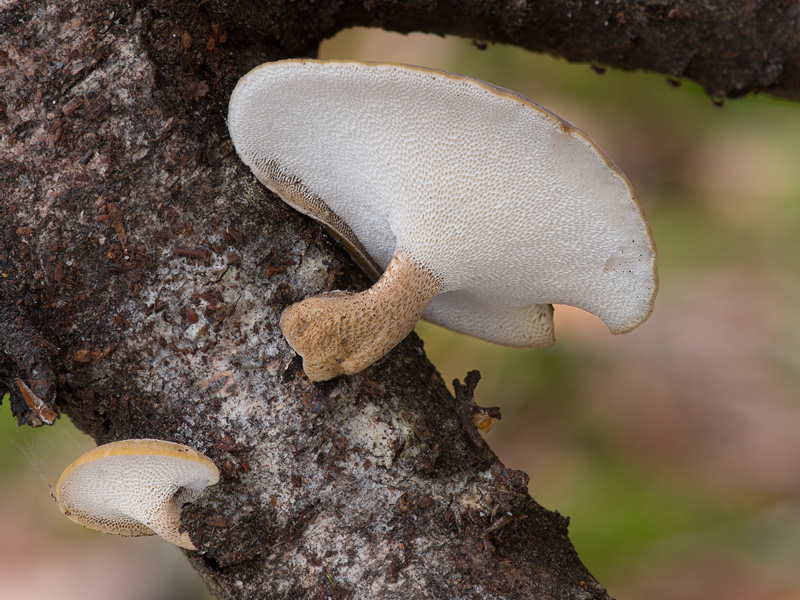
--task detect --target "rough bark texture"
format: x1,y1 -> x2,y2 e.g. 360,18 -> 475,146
1,0 -> 797,598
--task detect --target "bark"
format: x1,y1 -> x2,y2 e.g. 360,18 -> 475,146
1,1 -> 796,598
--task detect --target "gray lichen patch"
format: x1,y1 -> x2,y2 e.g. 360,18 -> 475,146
336,402 -> 405,468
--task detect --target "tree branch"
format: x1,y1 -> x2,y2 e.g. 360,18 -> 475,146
351,0 -> 800,101
213,0 -> 800,100
2,0 -> 795,598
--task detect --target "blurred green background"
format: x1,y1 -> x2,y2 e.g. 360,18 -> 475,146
3,27 -> 800,600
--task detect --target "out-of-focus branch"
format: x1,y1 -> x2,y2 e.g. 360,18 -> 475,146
338,0 -> 800,100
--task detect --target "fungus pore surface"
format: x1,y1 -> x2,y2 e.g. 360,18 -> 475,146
56,439 -> 220,550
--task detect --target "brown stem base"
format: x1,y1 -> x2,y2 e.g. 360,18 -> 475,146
281,247 -> 442,381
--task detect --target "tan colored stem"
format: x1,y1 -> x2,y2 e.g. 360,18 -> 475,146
139,494 -> 196,550
280,247 -> 442,381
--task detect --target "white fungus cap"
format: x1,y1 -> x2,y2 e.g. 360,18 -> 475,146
55,439 -> 220,550
228,60 -> 658,379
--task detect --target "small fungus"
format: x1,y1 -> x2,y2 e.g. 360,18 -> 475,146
55,439 -> 220,550
228,60 -> 658,381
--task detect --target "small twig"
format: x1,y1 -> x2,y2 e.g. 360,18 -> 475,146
174,247 -> 212,263
454,371 -> 502,444
15,379 -> 58,426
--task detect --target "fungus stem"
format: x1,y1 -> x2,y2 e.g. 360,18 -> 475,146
139,492 -> 196,550
281,247 -> 442,381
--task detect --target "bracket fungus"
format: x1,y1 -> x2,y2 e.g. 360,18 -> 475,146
228,59 -> 658,381
55,439 -> 220,550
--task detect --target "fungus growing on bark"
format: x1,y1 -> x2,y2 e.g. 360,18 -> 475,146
228,59 -> 658,381
55,439 -> 220,550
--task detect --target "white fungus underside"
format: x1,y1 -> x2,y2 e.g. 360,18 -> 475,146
228,61 -> 657,344
57,455 -> 215,538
